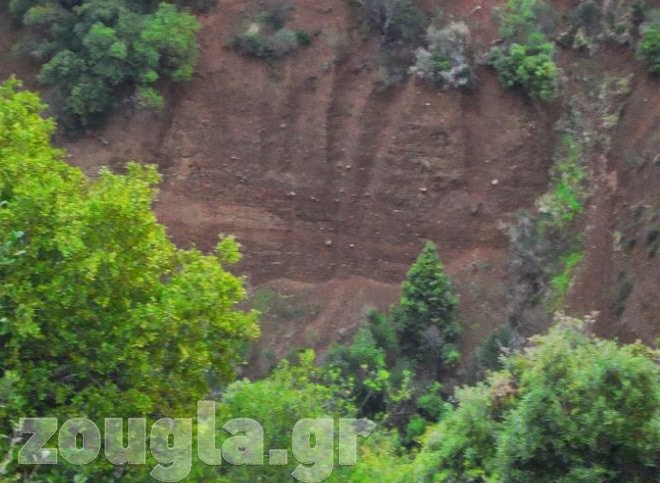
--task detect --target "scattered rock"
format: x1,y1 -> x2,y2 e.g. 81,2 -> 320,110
287,191 -> 296,198
325,240 -> 333,247
491,179 -> 500,186
419,187 -> 428,193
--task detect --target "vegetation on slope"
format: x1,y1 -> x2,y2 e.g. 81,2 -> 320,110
7,1 -> 200,130
488,0 -> 559,101
0,79 -> 258,480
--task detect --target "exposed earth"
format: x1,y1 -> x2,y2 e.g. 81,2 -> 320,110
1,0 -> 657,370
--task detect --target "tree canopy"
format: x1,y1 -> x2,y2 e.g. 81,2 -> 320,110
414,315 -> 660,482
9,1 -> 200,130
0,79 -> 258,479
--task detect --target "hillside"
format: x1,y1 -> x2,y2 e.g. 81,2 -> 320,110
1,0 -> 657,369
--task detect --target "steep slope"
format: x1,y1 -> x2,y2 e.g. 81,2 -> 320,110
0,0 -> 657,363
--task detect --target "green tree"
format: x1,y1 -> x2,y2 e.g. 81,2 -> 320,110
393,241 -> 460,369
326,327 -> 391,418
15,1 -> 200,130
488,31 -> 558,101
488,0 -> 559,101
637,24 -> 660,75
0,79 -> 258,480
414,315 -> 660,482
213,350 -> 351,481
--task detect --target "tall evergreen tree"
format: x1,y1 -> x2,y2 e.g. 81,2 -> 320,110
393,241 -> 460,369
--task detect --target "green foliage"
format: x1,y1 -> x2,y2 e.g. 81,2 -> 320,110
489,0 -> 559,101
497,0 -> 554,42
0,80 -> 258,479
366,309 -> 399,362
637,24 -> 660,75
13,1 -> 200,129
537,134 -> 587,228
488,32 -> 558,101
471,324 -> 520,378
550,250 -> 584,305
231,2 -> 312,59
329,430 -> 414,482
414,315 -> 660,481
562,0 -> 639,52
216,350 -> 349,481
393,241 -> 460,369
326,327 -> 390,417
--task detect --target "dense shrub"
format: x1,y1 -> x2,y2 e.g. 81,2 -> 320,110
489,0 -> 559,101
497,0 -> 556,42
411,21 -> 473,89
488,32 -> 558,101
10,1 -> 200,130
414,315 -> 660,482
637,22 -> 660,74
562,0 -> 640,53
231,2 -> 312,59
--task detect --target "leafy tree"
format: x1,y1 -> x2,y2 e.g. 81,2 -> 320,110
393,241 -> 460,369
488,31 -> 558,101
13,1 -> 200,130
414,315 -> 660,482
326,327 -> 392,418
330,429 -> 414,482
213,350 -> 352,482
488,0 -> 559,101
0,79 -> 258,480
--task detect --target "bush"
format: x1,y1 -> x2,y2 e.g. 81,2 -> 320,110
357,0 -> 426,45
489,0 -> 559,101
638,24 -> 660,74
488,32 -> 558,101
270,27 -> 299,56
12,1 -> 200,130
414,315 -> 660,482
411,21 -> 473,89
231,3 -> 312,59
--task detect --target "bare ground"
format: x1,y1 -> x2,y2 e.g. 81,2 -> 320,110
0,0 -> 657,366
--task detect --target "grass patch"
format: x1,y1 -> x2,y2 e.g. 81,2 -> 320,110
550,251 -> 584,306
537,134 -> 587,230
